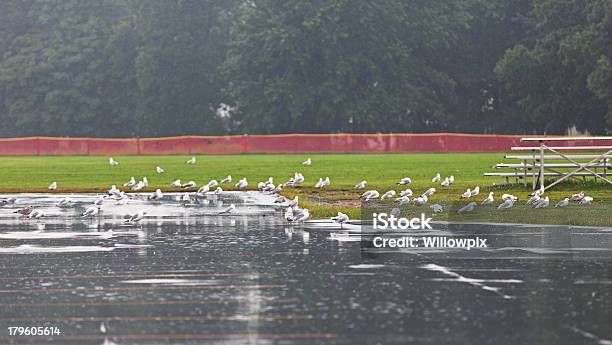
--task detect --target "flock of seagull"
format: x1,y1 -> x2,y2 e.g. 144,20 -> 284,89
1,156 -> 596,227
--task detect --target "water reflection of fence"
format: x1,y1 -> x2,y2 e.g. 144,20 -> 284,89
0,134 -> 609,155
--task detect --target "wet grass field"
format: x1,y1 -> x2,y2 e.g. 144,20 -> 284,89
0,154 -> 609,225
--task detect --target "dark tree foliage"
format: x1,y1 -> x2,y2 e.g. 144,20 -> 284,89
0,0 -> 609,136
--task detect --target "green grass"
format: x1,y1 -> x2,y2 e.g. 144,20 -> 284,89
0,154 -> 609,226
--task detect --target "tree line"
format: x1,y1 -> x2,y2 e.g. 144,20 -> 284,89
0,0 -> 610,137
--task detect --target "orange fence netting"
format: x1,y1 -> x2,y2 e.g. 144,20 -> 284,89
0,134 -> 608,155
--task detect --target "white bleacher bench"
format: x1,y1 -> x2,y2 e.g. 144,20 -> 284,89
485,136 -> 612,191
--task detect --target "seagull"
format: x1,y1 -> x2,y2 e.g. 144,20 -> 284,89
156,166 -> 165,174
48,182 -> 57,190
171,179 -> 182,188
432,173 -> 441,183
207,180 -> 219,189
28,209 -> 44,219
361,190 -> 380,201
148,189 -> 163,201
502,194 -> 518,202
441,177 -> 451,187
527,194 -> 541,205
497,199 -> 514,209
196,185 -> 210,196
400,189 -> 413,197
107,185 -> 121,197
186,156 -> 196,165
570,191 -> 585,202
481,192 -> 494,205
218,204 -> 236,214
302,158 -> 311,166
470,186 -> 480,197
257,181 -> 267,191
14,206 -> 33,216
430,204 -> 443,213
125,210 -> 147,223
271,184 -> 283,194
262,183 -> 275,192
131,180 -> 145,191
535,196 -> 549,208
181,192 -> 191,203
449,176 -> 455,184
397,177 -> 412,185
423,188 -> 436,197
579,196 -> 593,205
331,212 -> 349,229
109,157 -> 119,166
0,197 -> 18,204
123,177 -> 136,187
293,208 -> 310,222
220,175 -> 232,184
457,202 -> 478,213
461,188 -> 472,198
285,207 -> 294,222
214,187 -> 223,195
182,181 -> 197,189
395,196 -> 410,205
315,177 -> 330,189
412,195 -> 428,206
354,180 -> 367,189
82,206 -> 99,217
293,173 -> 305,185
381,190 -> 396,200
94,196 -> 105,206
56,196 -> 74,207
555,198 -> 569,208
235,178 -> 248,189
142,177 -> 148,187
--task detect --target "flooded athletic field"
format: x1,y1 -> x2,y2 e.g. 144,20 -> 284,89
0,193 -> 611,344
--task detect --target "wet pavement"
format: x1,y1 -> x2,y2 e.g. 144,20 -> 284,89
0,193 -> 611,345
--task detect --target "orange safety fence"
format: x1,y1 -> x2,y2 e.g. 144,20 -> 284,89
0,134 -> 609,155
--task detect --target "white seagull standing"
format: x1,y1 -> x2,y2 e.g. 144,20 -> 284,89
148,189 -> 163,201
423,188 -> 436,197
302,158 -> 312,166
481,192 -> 494,205
124,177 -> 136,187
207,180 -> 219,189
171,179 -> 182,188
570,191 -> 585,202
156,166 -> 165,174
109,157 -> 119,166
220,175 -> 232,184
186,156 -> 196,165
235,178 -> 248,189
48,181 -> 57,190
579,196 -> 593,205
331,212 -> 349,229
125,210 -> 147,223
432,173 -> 441,183
28,209 -> 45,219
470,186 -> 480,197
395,196 -> 410,205
461,188 -> 472,198
412,195 -> 428,206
